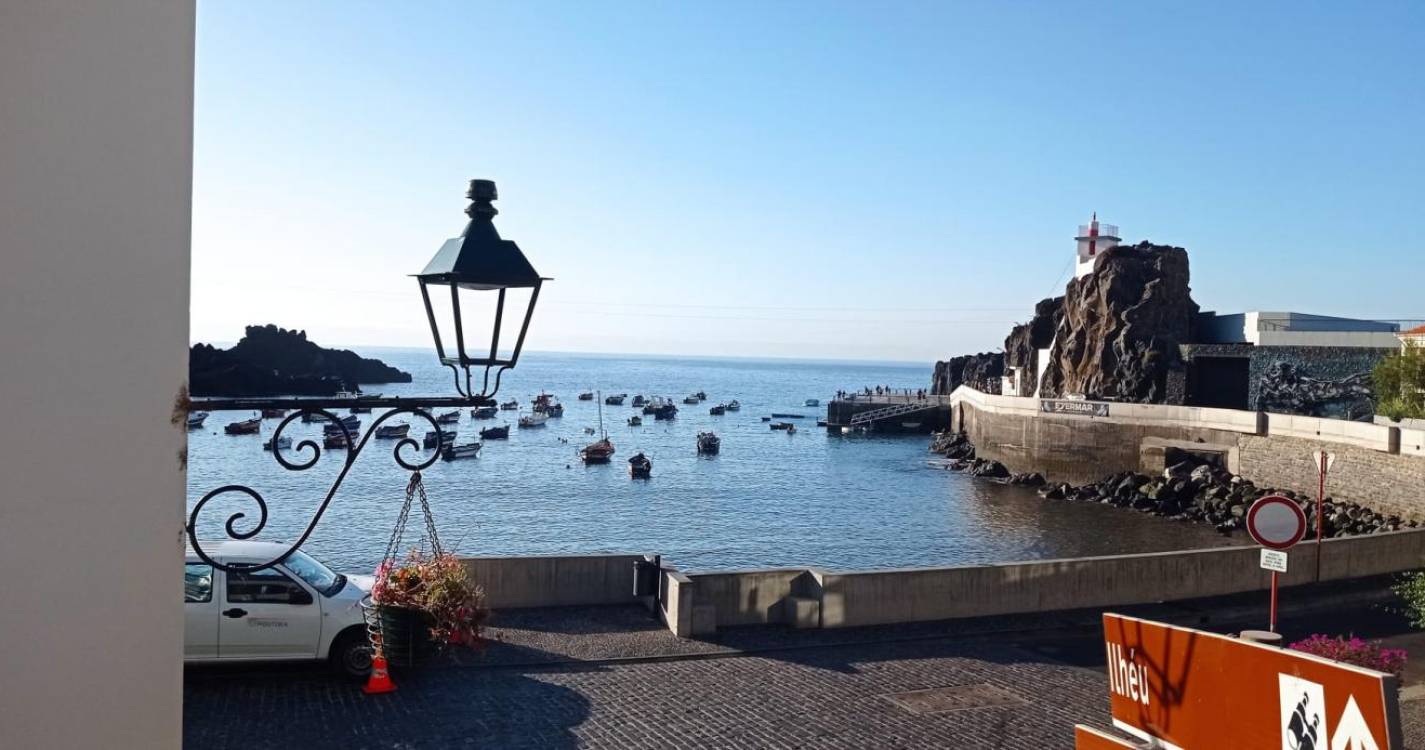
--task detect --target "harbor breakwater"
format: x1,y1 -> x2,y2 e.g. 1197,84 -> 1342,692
946,386 -> 1425,522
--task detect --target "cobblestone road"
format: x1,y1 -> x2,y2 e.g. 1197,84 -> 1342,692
185,637 -> 1105,749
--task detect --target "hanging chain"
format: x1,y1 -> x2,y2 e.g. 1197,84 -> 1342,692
380,471 -> 444,564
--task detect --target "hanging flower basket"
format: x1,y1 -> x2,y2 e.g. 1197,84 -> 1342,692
362,472 -> 487,670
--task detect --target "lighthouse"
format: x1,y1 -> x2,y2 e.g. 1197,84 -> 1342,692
1074,213 -> 1120,279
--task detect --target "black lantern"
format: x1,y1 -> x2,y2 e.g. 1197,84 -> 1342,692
416,179 -> 548,400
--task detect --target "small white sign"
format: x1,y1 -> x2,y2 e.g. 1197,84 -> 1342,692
1312,450 -> 1337,474
1262,549 -> 1289,573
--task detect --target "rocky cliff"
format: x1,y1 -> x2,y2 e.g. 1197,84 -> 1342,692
190,325 -> 412,397
931,352 -> 1004,395
1038,243 -> 1198,403
1003,296 -> 1063,396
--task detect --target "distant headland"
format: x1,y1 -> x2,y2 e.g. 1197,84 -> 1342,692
189,324 -> 412,397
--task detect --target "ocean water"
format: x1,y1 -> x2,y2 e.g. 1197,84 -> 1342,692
186,349 -> 1234,573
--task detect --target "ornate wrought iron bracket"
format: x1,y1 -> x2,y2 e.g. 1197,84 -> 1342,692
186,396 -> 492,572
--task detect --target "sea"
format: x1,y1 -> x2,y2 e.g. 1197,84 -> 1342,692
186,349 -> 1234,573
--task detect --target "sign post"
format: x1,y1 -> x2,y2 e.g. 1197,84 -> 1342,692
1246,494 -> 1307,632
1100,613 -> 1403,749
1313,450 -> 1336,582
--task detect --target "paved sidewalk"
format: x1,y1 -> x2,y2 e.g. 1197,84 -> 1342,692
184,579 -> 1425,749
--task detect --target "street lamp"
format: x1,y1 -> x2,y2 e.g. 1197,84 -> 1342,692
416,179 -> 549,400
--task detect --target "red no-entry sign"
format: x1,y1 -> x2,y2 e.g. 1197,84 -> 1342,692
1246,494 -> 1308,632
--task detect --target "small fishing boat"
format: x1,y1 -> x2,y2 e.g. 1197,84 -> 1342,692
499,400 -> 519,411
350,405 -> 372,414
224,418 -> 261,435
697,432 -> 720,455
580,438 -> 615,464
653,403 -> 678,420
578,392 -> 595,401
628,415 -> 642,427
804,399 -> 820,407
441,441 -> 481,461
725,400 -> 741,411
423,430 -> 456,449
695,391 -> 707,401
631,395 -> 647,407
628,452 -> 652,479
604,393 -> 626,405
770,422 -> 793,431
535,400 -> 564,418
263,435 -> 292,451
472,406 -> 498,419
302,412 -> 330,423
709,404 -> 726,416
375,423 -> 410,439
323,432 -> 350,448
787,424 -> 797,434
682,395 -> 700,405
760,416 -> 772,422
816,420 -> 828,427
479,425 -> 509,440
323,415 -> 361,435
641,398 -> 664,414
261,408 -> 286,419
518,413 -> 548,428
771,413 -> 806,419
436,411 -> 460,424
187,412 -> 209,429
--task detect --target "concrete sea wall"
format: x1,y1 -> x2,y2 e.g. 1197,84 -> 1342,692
950,387 -> 1425,519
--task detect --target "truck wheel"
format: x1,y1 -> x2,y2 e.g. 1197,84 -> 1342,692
329,629 -> 373,680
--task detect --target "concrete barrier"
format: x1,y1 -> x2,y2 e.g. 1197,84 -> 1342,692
660,530 -> 1425,635
1266,413 -> 1397,452
461,553 -> 648,609
1400,427 -> 1425,458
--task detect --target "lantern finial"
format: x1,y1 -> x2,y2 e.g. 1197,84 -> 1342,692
466,179 -> 498,219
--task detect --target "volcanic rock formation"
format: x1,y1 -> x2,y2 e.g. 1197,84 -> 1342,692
190,324 -> 412,397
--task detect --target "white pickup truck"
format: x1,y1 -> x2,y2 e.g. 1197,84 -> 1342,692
184,541 -> 374,678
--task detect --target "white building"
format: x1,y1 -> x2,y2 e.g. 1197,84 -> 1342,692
1399,324 -> 1425,349
1195,311 -> 1403,348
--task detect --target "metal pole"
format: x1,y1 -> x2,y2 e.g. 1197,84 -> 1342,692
1270,571 -> 1279,633
1314,452 -> 1326,582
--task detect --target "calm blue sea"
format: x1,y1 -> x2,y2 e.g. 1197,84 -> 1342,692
186,349 -> 1231,572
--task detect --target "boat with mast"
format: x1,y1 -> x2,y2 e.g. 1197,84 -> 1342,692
580,391 -> 615,464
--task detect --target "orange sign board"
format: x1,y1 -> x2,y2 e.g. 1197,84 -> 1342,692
1075,725 -> 1142,748
1103,613 -> 1402,749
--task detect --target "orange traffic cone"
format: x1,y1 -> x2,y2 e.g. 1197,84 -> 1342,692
363,651 -> 396,695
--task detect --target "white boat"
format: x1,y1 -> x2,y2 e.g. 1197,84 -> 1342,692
441,442 -> 481,461
186,412 -> 208,429
725,400 -> 741,411
518,413 -> 548,428
804,399 -> 820,407
262,435 -> 292,451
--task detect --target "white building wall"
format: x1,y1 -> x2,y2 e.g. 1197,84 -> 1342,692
0,2 -> 193,748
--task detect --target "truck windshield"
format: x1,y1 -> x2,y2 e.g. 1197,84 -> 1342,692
282,551 -> 343,596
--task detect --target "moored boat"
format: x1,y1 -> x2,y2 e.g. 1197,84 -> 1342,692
441,441 -> 481,461
770,422 -> 793,431
479,425 -> 509,440
350,405 -> 372,414
263,435 -> 292,451
261,408 -> 286,419
579,438 -> 615,464
323,432 -> 350,448
518,413 -> 548,428
709,404 -> 726,416
224,418 -> 261,435
375,423 -> 410,439
771,413 -> 806,419
628,415 -> 642,426
695,391 -> 707,401
302,411 -> 330,423
682,395 -> 700,405
187,412 -> 209,429
631,395 -> 647,407
472,406 -> 498,419
423,430 -> 456,449
804,399 -> 819,407
725,400 -> 741,411
697,432 -> 720,454
628,452 -> 652,478
604,393 -> 627,405
323,415 -> 361,435
499,400 -> 519,411
653,403 -> 678,420
436,410 -> 460,424
578,392 -> 595,401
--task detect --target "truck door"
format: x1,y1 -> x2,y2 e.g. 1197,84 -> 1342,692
218,565 -> 322,659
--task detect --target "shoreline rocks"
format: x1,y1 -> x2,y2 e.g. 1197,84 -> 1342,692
929,432 -> 1413,539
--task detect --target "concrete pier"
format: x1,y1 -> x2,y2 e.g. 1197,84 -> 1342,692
824,394 -> 953,433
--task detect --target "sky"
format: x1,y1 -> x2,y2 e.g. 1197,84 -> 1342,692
192,1 -> 1424,363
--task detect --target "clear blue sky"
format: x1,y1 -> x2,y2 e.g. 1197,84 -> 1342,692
192,1 -> 1424,362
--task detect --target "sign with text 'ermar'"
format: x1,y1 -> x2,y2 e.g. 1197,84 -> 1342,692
1103,614 -> 1402,750
1040,399 -> 1110,418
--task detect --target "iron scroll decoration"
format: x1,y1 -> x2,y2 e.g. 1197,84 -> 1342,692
186,407 -> 449,573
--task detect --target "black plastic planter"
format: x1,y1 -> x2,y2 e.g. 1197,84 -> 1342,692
362,599 -> 438,667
